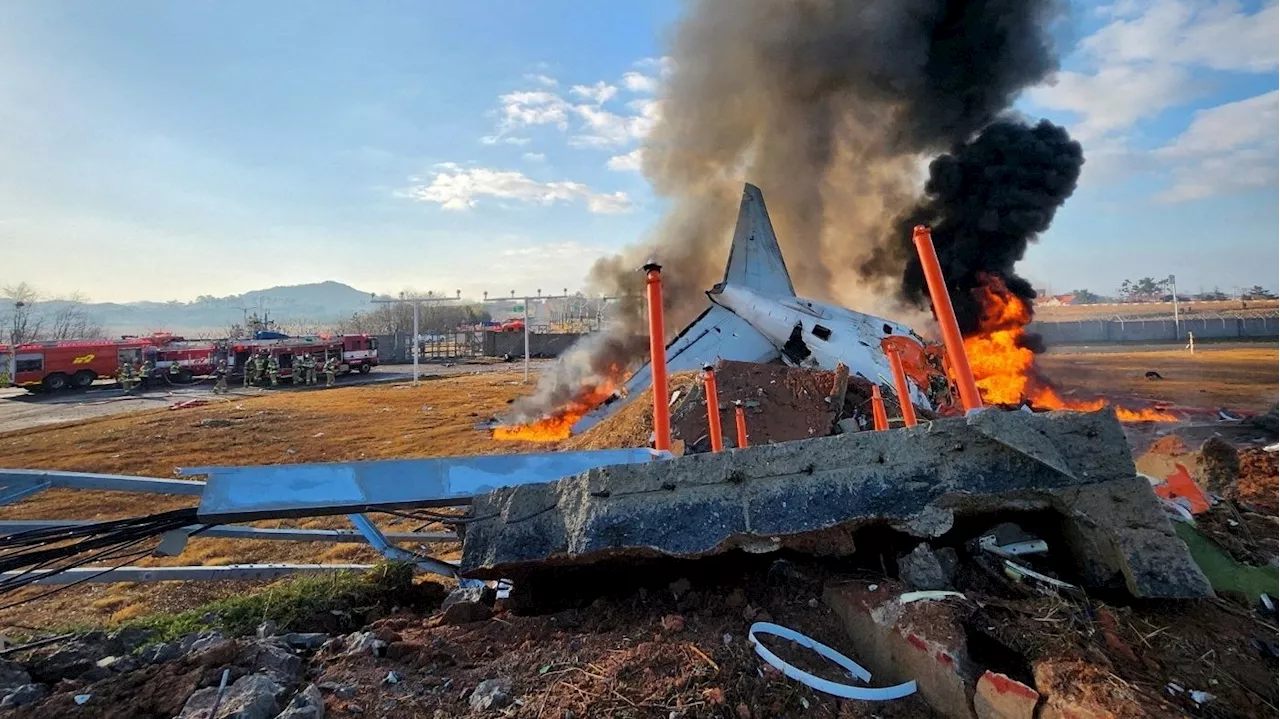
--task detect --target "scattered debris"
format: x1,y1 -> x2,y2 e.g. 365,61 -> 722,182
747,621 -> 917,701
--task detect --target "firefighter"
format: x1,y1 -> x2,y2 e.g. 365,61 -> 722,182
242,357 -> 252,387
251,351 -> 267,386
168,359 -> 182,382
213,360 -> 228,394
117,362 -> 134,394
135,361 -> 150,391
324,357 -> 338,388
303,353 -> 316,385
294,353 -> 309,386
267,354 -> 280,386
0,367 -> 9,388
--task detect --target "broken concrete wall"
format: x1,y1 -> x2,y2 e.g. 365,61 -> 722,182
461,408 -> 1212,599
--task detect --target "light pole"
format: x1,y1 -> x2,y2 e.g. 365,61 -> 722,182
480,291 -> 573,383
1168,274 -> 1180,339
370,291 -> 460,385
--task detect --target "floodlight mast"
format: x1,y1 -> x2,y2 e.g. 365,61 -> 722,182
370,291 -> 461,385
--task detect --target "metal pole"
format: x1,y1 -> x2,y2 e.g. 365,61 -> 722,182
412,301 -> 420,385
644,263 -> 671,452
7,301 -> 20,387
523,301 -> 530,383
702,366 -> 723,452
912,226 -> 982,412
1170,275 -> 1180,339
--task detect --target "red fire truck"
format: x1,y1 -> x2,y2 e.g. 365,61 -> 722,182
229,334 -> 378,382
0,334 -> 219,391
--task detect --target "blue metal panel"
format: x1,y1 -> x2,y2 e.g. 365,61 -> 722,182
188,448 -> 669,523
0,469 -> 206,504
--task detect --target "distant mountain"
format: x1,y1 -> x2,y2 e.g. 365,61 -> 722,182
3,281 -> 379,337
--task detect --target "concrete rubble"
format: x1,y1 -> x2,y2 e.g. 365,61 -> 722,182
461,408 -> 1213,599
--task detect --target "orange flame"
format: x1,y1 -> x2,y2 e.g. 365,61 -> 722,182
492,368 -> 625,442
962,275 -> 1177,422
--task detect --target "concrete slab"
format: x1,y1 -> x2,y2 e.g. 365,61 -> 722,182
460,408 -> 1212,599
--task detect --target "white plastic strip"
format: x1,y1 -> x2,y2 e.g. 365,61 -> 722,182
1160,497 -> 1196,525
898,590 -> 966,605
747,622 -> 917,701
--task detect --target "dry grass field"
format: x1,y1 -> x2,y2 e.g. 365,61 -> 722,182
1039,346 -> 1277,412
0,372 -> 538,628
0,346 -> 1273,629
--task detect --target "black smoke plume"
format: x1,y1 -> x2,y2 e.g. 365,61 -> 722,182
869,119 -> 1084,335
505,0 -> 1070,425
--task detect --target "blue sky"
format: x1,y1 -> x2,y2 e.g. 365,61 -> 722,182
0,0 -> 1275,304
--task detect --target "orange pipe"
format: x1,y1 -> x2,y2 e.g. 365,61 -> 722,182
644,263 -> 671,451
702,365 -> 723,452
734,402 -> 749,448
886,348 -> 918,427
871,385 -> 889,431
912,225 -> 983,412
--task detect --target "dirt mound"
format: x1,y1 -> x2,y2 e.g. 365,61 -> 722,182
1147,434 -> 1189,456
669,361 -> 846,450
565,361 -> 876,453
1237,448 -> 1279,514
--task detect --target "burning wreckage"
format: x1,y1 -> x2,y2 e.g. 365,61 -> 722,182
0,184 -> 1231,715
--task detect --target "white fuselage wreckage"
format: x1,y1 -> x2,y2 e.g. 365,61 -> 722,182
572,183 -> 934,435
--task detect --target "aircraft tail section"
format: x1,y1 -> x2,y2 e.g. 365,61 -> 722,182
721,183 -> 796,298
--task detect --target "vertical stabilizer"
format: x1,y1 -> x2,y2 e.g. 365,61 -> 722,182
721,184 -> 796,297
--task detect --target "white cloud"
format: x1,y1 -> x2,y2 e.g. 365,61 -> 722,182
1027,64 -> 1199,141
497,90 -> 572,130
1157,90 -> 1279,157
585,192 -> 632,214
635,56 -> 675,78
403,164 -> 632,214
484,65 -> 664,152
607,148 -> 645,172
570,99 -> 661,148
524,73 -> 558,87
522,152 -> 546,162
1085,0 -> 1278,73
1027,0 -> 1278,203
1152,90 -> 1279,201
622,72 -> 659,94
480,135 -> 532,146
570,81 -> 619,105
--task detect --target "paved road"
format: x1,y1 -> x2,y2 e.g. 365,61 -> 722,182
0,361 -> 549,435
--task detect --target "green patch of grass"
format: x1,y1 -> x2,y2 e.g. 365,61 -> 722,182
1175,523 -> 1279,599
120,562 -> 417,644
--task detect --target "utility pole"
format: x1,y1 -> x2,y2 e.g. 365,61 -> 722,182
6,301 -> 22,386
370,291 -> 460,385
1168,274 -> 1180,339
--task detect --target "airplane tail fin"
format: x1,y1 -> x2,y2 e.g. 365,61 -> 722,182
721,184 -> 796,298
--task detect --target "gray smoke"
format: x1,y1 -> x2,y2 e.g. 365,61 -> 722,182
505,0 -> 1064,424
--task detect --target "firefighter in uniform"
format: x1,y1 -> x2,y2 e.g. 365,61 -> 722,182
267,354 -> 280,386
0,366 -> 10,388
242,356 -> 252,387
324,357 -> 338,388
301,353 -> 316,385
117,362 -> 134,394
293,353 -> 307,385
135,361 -> 151,391
251,351 -> 266,386
213,360 -> 228,394
168,359 -> 182,382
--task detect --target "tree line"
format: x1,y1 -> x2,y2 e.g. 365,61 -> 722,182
2,283 -> 105,345
1064,280 -> 1277,305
